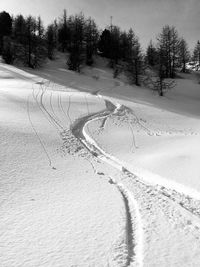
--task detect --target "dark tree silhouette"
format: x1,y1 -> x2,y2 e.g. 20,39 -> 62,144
157,25 -> 180,78
2,36 -> 14,64
12,15 -> 47,67
58,9 -> 71,52
109,26 -> 121,68
125,28 -> 143,86
46,24 -> 56,59
193,41 -> 200,68
67,13 -> 85,72
98,29 -> 111,58
0,11 -> 12,54
178,38 -> 190,73
146,40 -> 159,66
85,17 -> 98,66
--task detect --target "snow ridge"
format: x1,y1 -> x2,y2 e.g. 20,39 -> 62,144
110,176 -> 143,267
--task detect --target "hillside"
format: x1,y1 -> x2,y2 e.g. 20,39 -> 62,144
1,57 -> 200,266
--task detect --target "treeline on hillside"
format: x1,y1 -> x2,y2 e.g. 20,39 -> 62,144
0,10 -> 99,69
0,10 -> 200,95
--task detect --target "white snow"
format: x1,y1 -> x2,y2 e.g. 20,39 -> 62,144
1,56 -> 200,266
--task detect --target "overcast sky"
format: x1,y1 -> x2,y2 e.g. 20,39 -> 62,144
0,0 -> 199,50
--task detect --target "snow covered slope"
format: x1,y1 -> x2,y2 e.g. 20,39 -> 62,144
0,63 -> 129,266
1,57 -> 200,266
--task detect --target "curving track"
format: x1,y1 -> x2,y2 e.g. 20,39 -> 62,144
26,76 -> 200,266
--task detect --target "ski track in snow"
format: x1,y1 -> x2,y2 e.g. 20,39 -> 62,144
28,81 -> 142,266
71,97 -> 143,266
27,78 -> 200,266
69,92 -> 200,266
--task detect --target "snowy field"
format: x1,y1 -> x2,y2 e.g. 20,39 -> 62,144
1,57 -> 200,266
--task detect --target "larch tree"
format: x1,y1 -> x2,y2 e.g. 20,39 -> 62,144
33,16 -> 47,67
46,24 -> 57,60
157,25 -> 180,78
98,29 -> 112,58
58,9 -> 71,52
109,26 -> 121,68
12,15 -> 47,67
0,11 -> 12,54
12,14 -> 27,63
193,41 -> 200,67
178,38 -> 190,73
67,13 -> 85,72
146,40 -> 159,66
85,17 -> 98,66
126,28 -> 143,86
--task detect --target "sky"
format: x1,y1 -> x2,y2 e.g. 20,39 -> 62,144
0,0 -> 199,50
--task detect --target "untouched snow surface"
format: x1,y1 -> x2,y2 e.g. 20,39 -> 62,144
1,57 -> 200,266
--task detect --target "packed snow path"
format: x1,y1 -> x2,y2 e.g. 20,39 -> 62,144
71,96 -> 143,266
31,77 -> 200,266
1,62 -> 200,266
70,91 -> 200,266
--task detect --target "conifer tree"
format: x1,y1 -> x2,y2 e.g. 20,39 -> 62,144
46,24 -> 56,59
178,38 -> 190,72
33,16 -> 47,67
12,15 -> 47,67
58,9 -> 71,52
12,14 -> 26,63
109,26 -> 121,68
119,31 -> 129,61
193,41 -> 200,68
126,28 -> 143,86
146,40 -> 159,66
25,16 -> 37,67
157,25 -> 180,78
0,11 -> 12,54
85,17 -> 98,65
13,15 -> 26,44
98,29 -> 111,58
2,36 -> 14,64
67,13 -> 85,72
